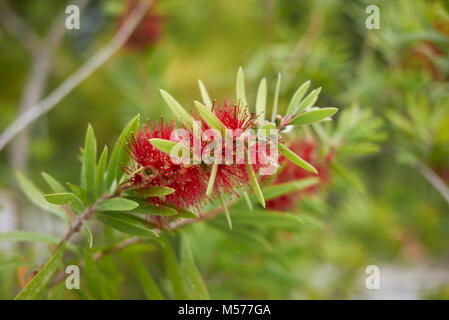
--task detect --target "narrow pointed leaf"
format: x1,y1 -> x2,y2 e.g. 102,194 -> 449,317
271,73 -> 281,122
219,193 -> 232,230
149,139 -> 191,164
0,232 -> 62,245
96,146 -> 108,196
255,78 -> 267,124
236,67 -> 247,107
81,124 -> 97,197
161,237 -> 188,299
44,192 -> 79,205
128,201 -> 178,216
41,172 -> 66,193
198,80 -> 212,109
245,161 -> 265,208
294,87 -> 321,114
96,212 -> 158,238
242,188 -> 253,211
16,172 -> 68,221
194,100 -> 226,133
160,89 -> 195,130
97,198 -> 139,211
206,162 -> 218,197
262,177 -> 320,200
279,144 -> 318,174
15,242 -> 66,300
290,108 -> 338,126
106,114 -> 140,188
286,80 -> 311,116
0,232 -> 77,252
131,186 -> 175,198
83,223 -> 93,248
128,254 -> 164,300
181,233 -> 210,299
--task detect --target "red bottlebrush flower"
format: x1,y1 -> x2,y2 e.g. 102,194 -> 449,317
127,119 -> 209,211
126,101 -> 275,210
211,100 -> 258,133
119,0 -> 164,51
266,139 -> 331,211
204,100 -> 265,196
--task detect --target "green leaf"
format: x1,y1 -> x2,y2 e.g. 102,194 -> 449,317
279,144 -> 318,174
16,171 -> 68,221
81,124 -> 97,198
97,198 -> 139,211
290,108 -> 338,126
159,89 -> 195,130
41,172 -> 67,193
96,212 -> 158,238
96,146 -> 108,196
83,246 -> 106,299
219,192 -> 232,230
131,186 -> 175,198
128,254 -> 164,300
236,67 -> 247,107
15,242 -> 66,300
161,237 -> 188,299
286,80 -> 311,116
44,192 -> 79,205
83,223 -> 93,248
262,177 -> 320,200
198,79 -> 212,109
206,162 -> 218,197
255,78 -> 267,124
245,160 -> 265,208
0,231 -> 62,245
271,73 -> 281,122
0,232 -> 78,252
172,206 -> 198,218
149,138 -> 191,162
106,114 -> 140,189
330,161 -> 365,193
222,209 -> 303,230
194,100 -> 226,133
67,183 -> 88,205
294,87 -> 321,114
180,233 -> 210,300
128,201 -> 178,216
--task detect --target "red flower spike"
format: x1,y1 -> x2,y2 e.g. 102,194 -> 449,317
128,119 -> 209,211
266,139 -> 331,211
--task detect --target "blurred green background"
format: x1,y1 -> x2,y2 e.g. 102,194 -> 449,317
1,0 -> 449,299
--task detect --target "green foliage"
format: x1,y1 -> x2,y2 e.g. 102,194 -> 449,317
15,243 -> 66,300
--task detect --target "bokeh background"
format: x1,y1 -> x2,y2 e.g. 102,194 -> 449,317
1,0 -> 449,299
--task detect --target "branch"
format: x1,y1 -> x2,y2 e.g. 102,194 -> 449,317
48,203 -> 226,288
10,0 -> 91,171
417,162 -> 449,208
0,1 -> 41,54
0,0 -> 154,152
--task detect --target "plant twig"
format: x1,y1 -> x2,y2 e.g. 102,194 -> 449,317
0,0 -> 154,152
417,162 -> 449,207
48,202 -> 228,288
0,2 -> 41,54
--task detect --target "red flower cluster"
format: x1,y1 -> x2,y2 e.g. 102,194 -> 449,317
127,101 -> 267,210
266,139 -> 332,211
119,0 -> 164,51
128,119 -> 208,211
